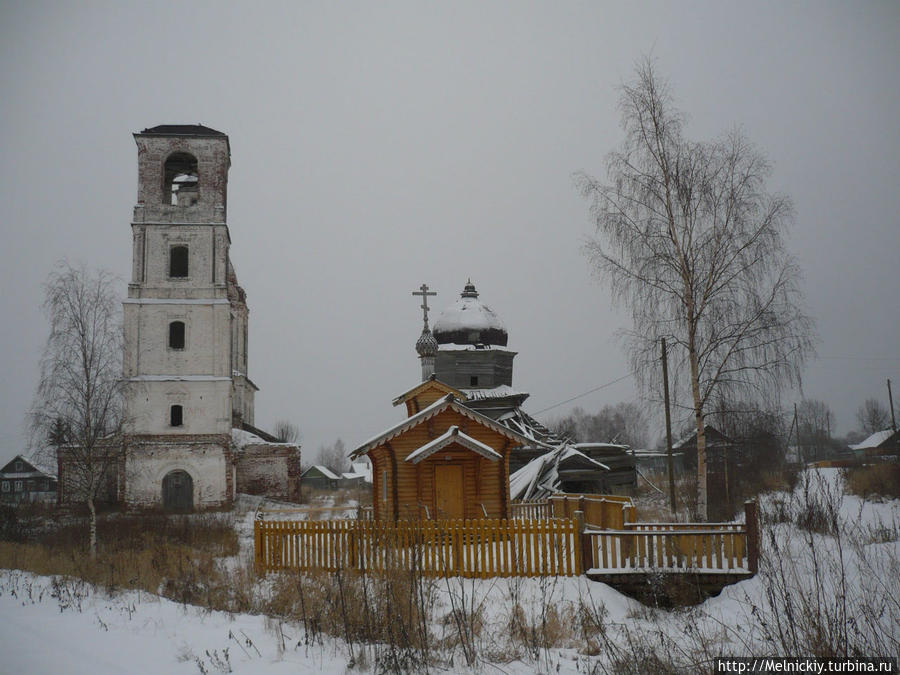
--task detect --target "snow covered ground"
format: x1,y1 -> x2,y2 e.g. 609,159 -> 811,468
1,469 -> 897,673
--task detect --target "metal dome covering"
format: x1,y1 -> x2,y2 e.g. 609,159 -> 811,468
432,281 -> 508,346
415,327 -> 439,357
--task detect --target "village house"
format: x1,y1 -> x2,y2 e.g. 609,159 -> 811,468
849,428 -> 900,459
0,455 -> 57,504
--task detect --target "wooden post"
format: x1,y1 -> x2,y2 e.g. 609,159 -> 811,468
745,500 -> 759,574
574,510 -> 588,576
254,520 -> 263,573
662,337 -> 677,515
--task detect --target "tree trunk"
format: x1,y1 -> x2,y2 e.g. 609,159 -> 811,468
88,496 -> 97,558
688,336 -> 708,521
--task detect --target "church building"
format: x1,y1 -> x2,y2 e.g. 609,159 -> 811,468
112,125 -> 299,509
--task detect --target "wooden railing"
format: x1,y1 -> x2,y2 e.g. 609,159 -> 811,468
549,493 -> 635,529
582,502 -> 759,574
255,517 -> 582,578
509,500 -> 552,520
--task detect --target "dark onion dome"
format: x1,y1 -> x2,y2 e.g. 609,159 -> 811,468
415,327 -> 439,357
433,280 -> 508,346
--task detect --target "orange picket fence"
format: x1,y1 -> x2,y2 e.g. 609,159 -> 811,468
255,517 -> 582,578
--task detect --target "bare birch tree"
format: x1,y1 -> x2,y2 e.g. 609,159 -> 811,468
576,59 -> 816,519
30,262 -> 124,555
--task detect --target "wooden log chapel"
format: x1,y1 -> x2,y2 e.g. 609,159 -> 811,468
350,378 -> 533,521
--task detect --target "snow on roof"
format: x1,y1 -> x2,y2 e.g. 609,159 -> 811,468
509,444 -> 609,501
391,376 -> 464,406
462,385 -> 528,401
849,429 -> 896,450
437,343 -> 516,352
351,462 -> 372,480
405,426 -> 501,464
574,442 -> 630,451
231,428 -> 294,450
433,295 -> 506,334
350,394 -> 534,459
303,465 -> 340,480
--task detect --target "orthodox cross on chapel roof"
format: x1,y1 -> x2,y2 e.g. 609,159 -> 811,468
412,283 -> 437,330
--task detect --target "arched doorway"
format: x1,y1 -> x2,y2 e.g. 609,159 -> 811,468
162,470 -> 193,511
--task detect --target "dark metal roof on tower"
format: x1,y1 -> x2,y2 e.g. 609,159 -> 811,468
138,124 -> 227,137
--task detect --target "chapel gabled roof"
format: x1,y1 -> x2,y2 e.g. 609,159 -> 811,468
350,394 -> 534,460
391,375 -> 466,407
405,426 -> 501,464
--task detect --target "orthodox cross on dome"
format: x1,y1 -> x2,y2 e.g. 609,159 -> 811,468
412,283 -> 437,329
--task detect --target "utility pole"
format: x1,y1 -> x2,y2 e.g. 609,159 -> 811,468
662,338 -> 676,515
888,379 -> 897,433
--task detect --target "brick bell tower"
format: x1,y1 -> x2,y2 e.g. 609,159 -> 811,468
122,124 -> 256,509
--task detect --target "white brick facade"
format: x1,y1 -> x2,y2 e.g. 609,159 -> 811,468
123,126 -> 253,509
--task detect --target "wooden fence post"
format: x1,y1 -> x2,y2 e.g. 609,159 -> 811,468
574,510 -> 588,576
745,500 -> 759,573
254,520 -> 262,573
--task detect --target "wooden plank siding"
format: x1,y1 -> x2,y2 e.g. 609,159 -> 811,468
255,517 -> 581,578
369,408 -> 511,521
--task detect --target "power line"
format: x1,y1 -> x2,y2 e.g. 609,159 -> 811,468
533,373 -> 633,415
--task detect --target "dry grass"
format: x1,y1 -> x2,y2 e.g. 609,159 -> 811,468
844,462 -> 900,500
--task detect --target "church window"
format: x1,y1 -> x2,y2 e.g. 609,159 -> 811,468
170,405 -> 183,427
470,376 -> 479,386
163,152 -> 199,206
169,321 -> 186,350
170,246 -> 189,278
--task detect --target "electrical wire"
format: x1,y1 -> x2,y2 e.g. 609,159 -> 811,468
533,373 -> 633,415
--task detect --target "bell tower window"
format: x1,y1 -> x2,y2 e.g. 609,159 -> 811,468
169,246 -> 189,278
163,152 -> 199,206
169,321 -> 185,350
170,405 -> 183,427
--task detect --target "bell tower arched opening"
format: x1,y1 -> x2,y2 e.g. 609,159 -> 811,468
163,152 -> 199,206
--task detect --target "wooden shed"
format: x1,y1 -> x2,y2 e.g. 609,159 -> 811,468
351,385 -> 532,521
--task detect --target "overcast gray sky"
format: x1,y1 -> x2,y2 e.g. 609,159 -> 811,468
1,1 -> 898,463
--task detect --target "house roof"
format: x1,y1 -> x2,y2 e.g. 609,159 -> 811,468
391,375 -> 465,407
405,426 -> 502,464
672,425 -> 733,449
301,465 -> 340,480
0,455 -> 56,480
509,444 -> 609,501
849,429 -> 898,450
350,394 -> 534,459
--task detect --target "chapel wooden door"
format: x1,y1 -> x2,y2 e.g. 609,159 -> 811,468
434,464 -> 465,520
